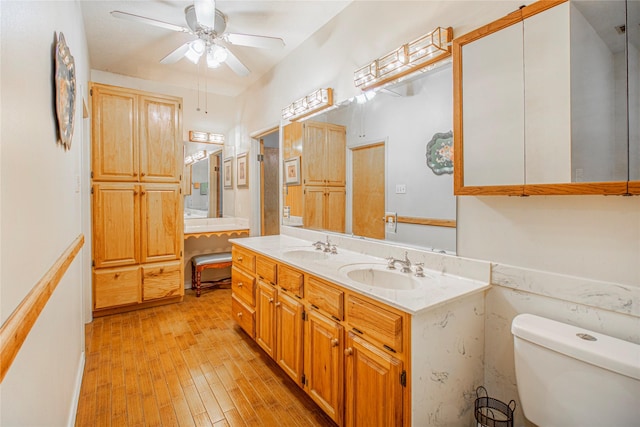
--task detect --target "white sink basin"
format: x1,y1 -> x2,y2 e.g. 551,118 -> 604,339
282,249 -> 329,262
338,263 -> 432,290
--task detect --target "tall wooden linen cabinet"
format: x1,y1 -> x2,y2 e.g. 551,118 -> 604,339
91,83 -> 184,316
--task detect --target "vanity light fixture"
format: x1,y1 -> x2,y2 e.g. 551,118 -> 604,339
189,130 -> 225,144
281,88 -> 334,121
184,149 -> 207,165
354,26 -> 453,91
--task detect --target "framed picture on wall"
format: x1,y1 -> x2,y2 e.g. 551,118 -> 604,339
236,153 -> 249,188
284,157 -> 301,185
223,157 -> 233,189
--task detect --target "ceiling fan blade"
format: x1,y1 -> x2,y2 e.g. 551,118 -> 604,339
194,0 -> 216,30
160,42 -> 190,64
111,11 -> 190,33
225,33 -> 285,49
224,48 -> 250,77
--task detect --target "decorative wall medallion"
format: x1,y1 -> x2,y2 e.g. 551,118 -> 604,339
55,32 -> 77,150
426,130 -> 453,175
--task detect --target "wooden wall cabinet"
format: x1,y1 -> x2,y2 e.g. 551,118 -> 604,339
303,186 -> 346,233
92,83 -> 182,183
453,0 -> 629,196
91,83 -> 183,316
303,121 -> 346,187
231,245 -> 409,426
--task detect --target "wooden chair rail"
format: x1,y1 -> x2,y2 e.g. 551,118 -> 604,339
396,216 -> 456,228
0,234 -> 84,383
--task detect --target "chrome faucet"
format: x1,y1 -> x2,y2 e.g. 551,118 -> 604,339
312,236 -> 337,253
386,251 -> 412,273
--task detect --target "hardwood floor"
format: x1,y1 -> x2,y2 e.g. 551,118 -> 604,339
75,286 -> 336,426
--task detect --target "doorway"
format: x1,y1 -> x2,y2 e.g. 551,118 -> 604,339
351,142 -> 385,239
260,130 -> 280,236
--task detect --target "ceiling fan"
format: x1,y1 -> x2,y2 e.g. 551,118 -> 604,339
111,0 -> 285,77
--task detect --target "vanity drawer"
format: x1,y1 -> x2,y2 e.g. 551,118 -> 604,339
232,295 -> 255,338
232,266 -> 256,306
93,265 -> 141,310
142,261 -> 182,301
278,264 -> 304,297
256,256 -> 277,284
232,246 -> 255,273
306,276 -> 344,320
346,295 -> 403,352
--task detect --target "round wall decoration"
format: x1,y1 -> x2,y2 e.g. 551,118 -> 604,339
55,32 -> 77,150
426,130 -> 453,175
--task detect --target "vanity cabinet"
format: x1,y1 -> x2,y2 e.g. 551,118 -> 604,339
453,0 -> 629,195
231,245 -> 409,426
304,186 -> 346,233
91,83 -> 182,183
92,182 -> 182,314
303,122 -> 347,187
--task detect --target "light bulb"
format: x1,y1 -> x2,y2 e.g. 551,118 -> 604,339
185,39 -> 205,64
211,45 -> 228,63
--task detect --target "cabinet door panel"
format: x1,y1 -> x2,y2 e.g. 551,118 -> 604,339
303,186 -> 325,230
305,310 -> 344,425
325,124 -> 346,186
94,265 -> 141,309
142,260 -> 183,301
345,332 -> 403,427
256,281 -> 276,357
325,187 -> 346,233
275,292 -> 304,383
92,86 -> 139,181
232,294 -> 255,338
303,122 -> 327,186
139,96 -> 181,183
140,184 -> 181,263
461,22 -> 525,187
93,183 -> 140,268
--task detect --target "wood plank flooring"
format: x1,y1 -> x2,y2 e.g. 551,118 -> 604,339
75,286 -> 336,426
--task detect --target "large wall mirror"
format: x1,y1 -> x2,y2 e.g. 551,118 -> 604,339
184,144 -> 223,218
283,63 -> 457,253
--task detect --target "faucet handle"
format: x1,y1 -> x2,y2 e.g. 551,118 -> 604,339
330,245 -> 338,255
313,241 -> 323,250
414,262 -> 425,277
386,256 -> 396,269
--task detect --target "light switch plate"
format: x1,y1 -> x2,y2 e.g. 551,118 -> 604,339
395,184 -> 406,194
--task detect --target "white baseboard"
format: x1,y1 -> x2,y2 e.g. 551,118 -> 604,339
67,351 -> 85,427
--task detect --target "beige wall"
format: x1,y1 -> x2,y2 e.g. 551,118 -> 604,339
0,1 -> 90,425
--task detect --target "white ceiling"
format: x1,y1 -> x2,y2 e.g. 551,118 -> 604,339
81,1 -> 352,97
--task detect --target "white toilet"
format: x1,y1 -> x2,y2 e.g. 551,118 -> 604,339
511,313 -> 640,427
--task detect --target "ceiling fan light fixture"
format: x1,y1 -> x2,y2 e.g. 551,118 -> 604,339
211,45 -> 228,63
185,39 -> 205,64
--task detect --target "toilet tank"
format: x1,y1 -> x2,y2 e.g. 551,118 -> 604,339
511,313 -> 640,427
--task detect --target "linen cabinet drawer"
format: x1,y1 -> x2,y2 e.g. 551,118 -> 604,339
278,264 -> 304,297
94,265 -> 141,310
306,275 -> 344,320
256,256 -> 277,284
346,295 -> 403,352
232,266 -> 256,306
232,246 -> 255,272
142,261 -> 182,301
232,295 -> 255,338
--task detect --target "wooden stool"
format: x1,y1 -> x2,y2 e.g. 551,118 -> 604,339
191,252 -> 233,297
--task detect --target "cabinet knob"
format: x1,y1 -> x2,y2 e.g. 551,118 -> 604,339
344,347 -> 353,356
114,273 -> 120,279
331,338 -> 339,347
237,312 -> 243,318
269,298 -> 274,303
237,282 -> 243,287
159,268 -> 164,273
141,172 -> 146,177
237,256 -> 243,262
275,302 -> 281,307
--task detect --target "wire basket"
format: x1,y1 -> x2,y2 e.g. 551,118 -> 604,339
474,386 -> 516,427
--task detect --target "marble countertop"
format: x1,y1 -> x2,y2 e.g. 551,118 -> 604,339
230,235 -> 490,315
184,217 -> 249,234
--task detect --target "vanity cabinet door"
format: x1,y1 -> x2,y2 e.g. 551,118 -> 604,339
91,85 -> 139,182
275,292 -> 304,383
93,183 -> 140,268
139,95 -> 182,183
93,265 -> 141,309
325,187 -> 346,233
344,332 -> 403,427
140,184 -> 182,264
304,310 -> 344,426
256,280 -> 277,358
142,260 -> 182,301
